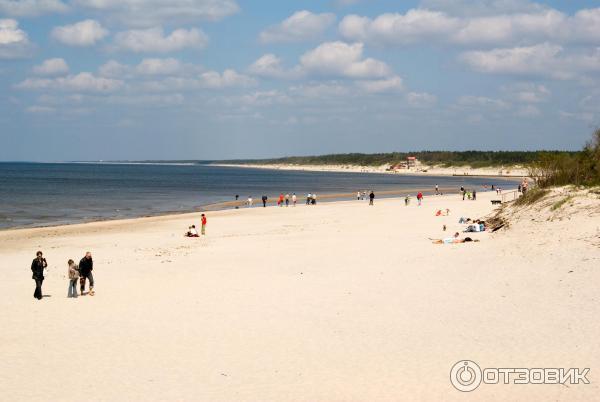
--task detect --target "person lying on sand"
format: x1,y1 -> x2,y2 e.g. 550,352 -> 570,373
429,232 -> 479,244
185,225 -> 199,237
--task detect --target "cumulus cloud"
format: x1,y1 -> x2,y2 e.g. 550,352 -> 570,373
0,0 -> 68,17
502,83 -> 550,103
419,0 -> 545,17
248,54 -> 302,79
136,58 -> 182,75
98,60 -> 130,78
200,69 -> 256,88
73,0 -> 239,27
356,76 -> 404,93
16,72 -> 123,92
406,91 -> 438,107
460,43 -> 600,79
33,58 -> 69,76
51,20 -> 109,46
0,19 -> 33,59
339,7 -> 600,46
259,10 -> 336,43
299,41 -> 391,79
112,27 -> 208,53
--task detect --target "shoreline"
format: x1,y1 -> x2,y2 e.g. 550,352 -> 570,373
0,185 -> 518,233
211,163 -> 530,177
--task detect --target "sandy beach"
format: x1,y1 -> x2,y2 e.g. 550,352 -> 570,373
212,163 -> 530,177
1,189 -> 599,401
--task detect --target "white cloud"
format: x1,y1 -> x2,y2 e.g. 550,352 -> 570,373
248,54 -> 301,79
0,19 -> 33,59
419,0 -> 544,17
259,10 -> 336,43
339,7 -> 600,47
357,76 -> 404,93
406,91 -> 438,107
457,95 -> 510,110
460,43 -> 600,79
26,105 -> 56,113
16,72 -> 123,92
113,27 -> 208,53
516,104 -> 541,117
339,10 -> 461,45
299,41 -> 391,79
73,0 -> 239,27
136,58 -> 182,75
33,58 -> 69,76
502,83 -> 550,103
51,19 -> 108,46
200,69 -> 256,88
0,0 -> 68,17
98,60 -> 130,78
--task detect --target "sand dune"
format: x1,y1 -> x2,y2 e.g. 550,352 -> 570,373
0,189 -> 598,401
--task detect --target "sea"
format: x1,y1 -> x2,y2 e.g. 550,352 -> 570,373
0,162 -> 519,229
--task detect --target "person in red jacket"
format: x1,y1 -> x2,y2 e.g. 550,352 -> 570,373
417,192 -> 423,206
201,214 -> 207,235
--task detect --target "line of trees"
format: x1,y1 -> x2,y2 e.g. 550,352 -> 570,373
230,150 -> 579,168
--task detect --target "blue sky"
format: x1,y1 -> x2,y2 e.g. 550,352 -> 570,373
1,0 -> 599,161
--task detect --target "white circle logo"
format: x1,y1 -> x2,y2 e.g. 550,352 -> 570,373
450,360 -> 482,392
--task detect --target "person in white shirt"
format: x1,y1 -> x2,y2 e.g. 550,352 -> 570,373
247,196 -> 253,207
292,193 -> 297,206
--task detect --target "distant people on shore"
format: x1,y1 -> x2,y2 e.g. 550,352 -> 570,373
67,259 -> 79,298
362,191 -> 366,200
285,193 -> 290,206
311,193 -> 317,205
292,193 -> 297,206
435,184 -> 439,195
461,186 -> 466,200
79,252 -> 94,296
404,195 -> 410,206
201,214 -> 207,235
369,191 -> 375,205
357,191 -> 361,201
262,195 -> 268,207
278,193 -> 284,207
417,192 -> 423,206
472,190 -> 477,200
247,196 -> 253,207
31,251 -> 47,300
185,225 -> 199,237
306,193 -> 312,205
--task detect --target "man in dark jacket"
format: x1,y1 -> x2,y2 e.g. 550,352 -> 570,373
369,191 -> 375,206
79,252 -> 95,296
31,251 -> 47,300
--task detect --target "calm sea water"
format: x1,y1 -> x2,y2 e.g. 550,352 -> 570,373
0,163 -> 518,229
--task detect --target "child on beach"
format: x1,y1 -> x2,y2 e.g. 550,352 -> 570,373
201,214 -> 207,235
185,225 -> 199,237
67,259 -> 79,298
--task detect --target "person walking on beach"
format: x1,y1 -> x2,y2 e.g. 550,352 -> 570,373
67,259 -> 79,298
247,196 -> 253,207
285,193 -> 290,207
461,186 -> 466,200
369,191 -> 375,205
79,252 -> 94,296
262,195 -> 268,207
31,251 -> 47,300
435,184 -> 439,195
357,191 -> 361,200
312,193 -> 317,205
417,192 -> 423,206
306,193 -> 312,205
201,214 -> 207,235
278,193 -> 284,207
472,190 -> 477,201
362,191 -> 366,200
292,193 -> 297,206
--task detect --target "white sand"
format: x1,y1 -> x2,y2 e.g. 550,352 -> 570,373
0,190 -> 598,401
213,163 -> 529,177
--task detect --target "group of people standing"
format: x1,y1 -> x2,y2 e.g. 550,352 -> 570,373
277,193 -> 298,207
31,250 -> 94,300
